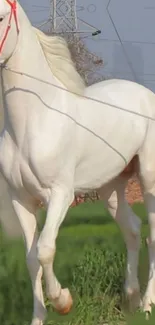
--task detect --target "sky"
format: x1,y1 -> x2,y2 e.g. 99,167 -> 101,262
19,0 -> 155,92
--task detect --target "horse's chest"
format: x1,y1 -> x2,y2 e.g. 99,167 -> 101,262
0,139 -> 46,200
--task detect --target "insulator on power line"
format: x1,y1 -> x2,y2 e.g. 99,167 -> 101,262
92,30 -> 101,36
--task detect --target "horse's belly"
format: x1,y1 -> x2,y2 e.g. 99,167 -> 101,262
74,154 -> 137,192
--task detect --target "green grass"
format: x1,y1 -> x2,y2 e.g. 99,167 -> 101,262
0,201 -> 153,325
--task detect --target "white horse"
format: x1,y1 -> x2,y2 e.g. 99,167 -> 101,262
0,1 -> 154,324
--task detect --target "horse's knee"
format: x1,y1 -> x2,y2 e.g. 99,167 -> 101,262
104,191 -> 118,218
37,244 -> 55,265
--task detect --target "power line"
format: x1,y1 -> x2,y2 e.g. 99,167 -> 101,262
107,0 -> 137,82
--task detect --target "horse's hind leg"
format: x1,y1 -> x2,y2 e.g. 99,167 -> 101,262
99,177 -> 142,309
139,147 -> 155,314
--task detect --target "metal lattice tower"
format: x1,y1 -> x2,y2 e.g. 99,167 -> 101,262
50,0 -> 78,33
49,0 -> 101,35
36,1 -> 103,84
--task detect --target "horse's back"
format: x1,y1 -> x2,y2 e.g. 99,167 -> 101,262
77,78 -> 151,154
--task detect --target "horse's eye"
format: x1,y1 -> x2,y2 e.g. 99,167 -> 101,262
0,18 -> 4,22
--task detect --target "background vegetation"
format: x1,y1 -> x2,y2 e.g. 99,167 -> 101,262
0,201 -> 154,325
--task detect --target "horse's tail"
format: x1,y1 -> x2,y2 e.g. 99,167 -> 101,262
0,172 -> 22,239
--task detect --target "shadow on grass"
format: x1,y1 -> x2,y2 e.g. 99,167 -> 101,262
40,200 -> 113,229
62,201 -> 113,228
63,201 -> 148,228
40,201 -> 148,230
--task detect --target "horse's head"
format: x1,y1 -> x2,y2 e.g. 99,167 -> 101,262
0,0 -> 19,64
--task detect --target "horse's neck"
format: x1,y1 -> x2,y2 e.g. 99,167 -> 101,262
4,8 -> 56,84
2,6 -> 60,141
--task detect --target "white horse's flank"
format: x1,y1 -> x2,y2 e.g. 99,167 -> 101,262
0,1 -> 155,324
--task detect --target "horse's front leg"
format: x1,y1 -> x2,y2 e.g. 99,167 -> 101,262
37,185 -> 74,315
11,195 -> 46,325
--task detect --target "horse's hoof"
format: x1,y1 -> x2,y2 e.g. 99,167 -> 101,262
146,311 -> 151,320
54,288 -> 73,315
125,286 -> 141,311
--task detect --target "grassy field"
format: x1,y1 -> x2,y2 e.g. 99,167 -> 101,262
0,201 -> 154,325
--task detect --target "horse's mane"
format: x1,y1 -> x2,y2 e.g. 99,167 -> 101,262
33,27 -> 85,96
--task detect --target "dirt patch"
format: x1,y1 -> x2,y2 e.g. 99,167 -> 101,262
125,175 -> 143,205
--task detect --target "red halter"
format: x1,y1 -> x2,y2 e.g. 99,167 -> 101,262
0,0 -> 19,53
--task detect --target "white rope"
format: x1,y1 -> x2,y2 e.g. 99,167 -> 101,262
4,65 -> 155,122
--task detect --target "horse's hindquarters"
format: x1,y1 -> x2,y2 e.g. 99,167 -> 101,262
74,80 -> 149,191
